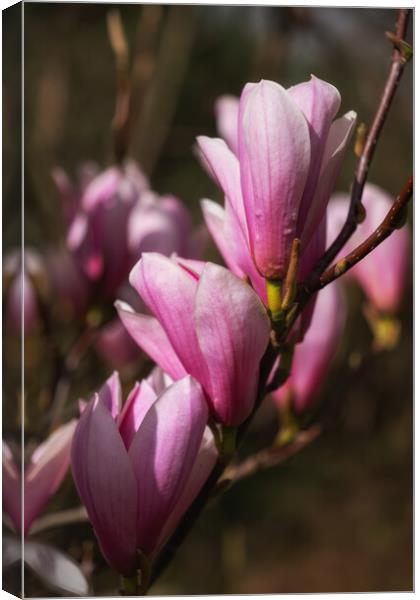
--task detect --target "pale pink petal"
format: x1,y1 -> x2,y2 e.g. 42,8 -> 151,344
215,95 -> 240,155
196,136 -> 246,229
239,80 -> 311,278
201,199 -> 244,277
302,110 -> 357,247
288,75 -> 341,236
129,376 -> 208,556
129,254 -> 209,387
115,300 -> 187,380
96,372 -> 122,420
25,420 -> 77,534
71,398 -> 138,575
195,263 -> 270,426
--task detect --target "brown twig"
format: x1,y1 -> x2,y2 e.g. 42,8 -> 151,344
107,10 -> 132,164
302,9 -> 411,300
222,424 -> 322,486
29,506 -> 88,536
319,174 -> 413,289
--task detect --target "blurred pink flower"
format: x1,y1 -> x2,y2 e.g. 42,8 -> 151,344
199,76 -> 356,281
4,249 -> 46,335
71,372 -> 216,574
3,420 -> 77,535
328,183 -> 411,313
116,253 -> 270,426
272,282 -> 345,414
215,95 -> 239,155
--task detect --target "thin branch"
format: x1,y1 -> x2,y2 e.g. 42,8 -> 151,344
222,424 -> 322,486
318,174 -> 413,289
107,10 -> 132,164
29,506 -> 88,536
302,9 -> 411,300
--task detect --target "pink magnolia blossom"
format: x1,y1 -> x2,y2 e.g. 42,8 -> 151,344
272,282 -> 345,414
198,76 -> 356,281
116,254 -> 271,426
53,161 -> 149,298
71,372 -> 216,575
328,183 -> 411,314
3,420 -> 76,535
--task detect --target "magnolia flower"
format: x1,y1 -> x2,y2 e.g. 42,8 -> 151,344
272,282 -> 345,414
198,76 -> 356,282
117,254 -> 271,426
3,420 -> 76,535
53,161 -> 149,298
71,372 -> 216,575
328,183 -> 411,314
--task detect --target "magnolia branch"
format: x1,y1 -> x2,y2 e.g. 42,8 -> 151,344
303,8 -> 411,300
318,174 -> 413,289
222,424 -> 322,487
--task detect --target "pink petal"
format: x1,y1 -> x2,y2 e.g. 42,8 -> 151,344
274,282 -> 345,413
129,254 -> 209,387
95,372 -> 122,420
95,319 -> 140,369
25,420 -> 77,534
238,80 -> 311,278
195,263 -> 270,426
215,95 -> 240,155
346,183 -> 410,313
196,136 -> 246,229
115,300 -> 187,380
71,397 -> 138,575
128,376 -> 208,556
302,110 -> 357,247
201,199 -> 245,277
118,380 -> 158,449
81,167 -> 123,211
288,75 -> 341,237
154,426 -> 218,555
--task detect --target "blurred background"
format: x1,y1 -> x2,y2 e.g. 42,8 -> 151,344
3,4 -> 412,596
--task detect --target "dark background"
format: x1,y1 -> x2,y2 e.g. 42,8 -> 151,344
3,4 -> 413,595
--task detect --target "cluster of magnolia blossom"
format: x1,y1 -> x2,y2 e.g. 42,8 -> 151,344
3,76 -> 410,584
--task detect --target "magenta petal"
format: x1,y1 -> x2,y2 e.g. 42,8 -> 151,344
129,376 -> 208,556
154,426 -> 218,555
195,263 -> 270,426
215,95 -> 240,155
3,442 -> 21,533
25,420 -> 77,534
129,254 -> 209,387
302,110 -> 357,247
288,75 -> 341,236
238,80 -> 311,278
118,381 -> 158,449
116,300 -> 187,380
71,398 -> 138,575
